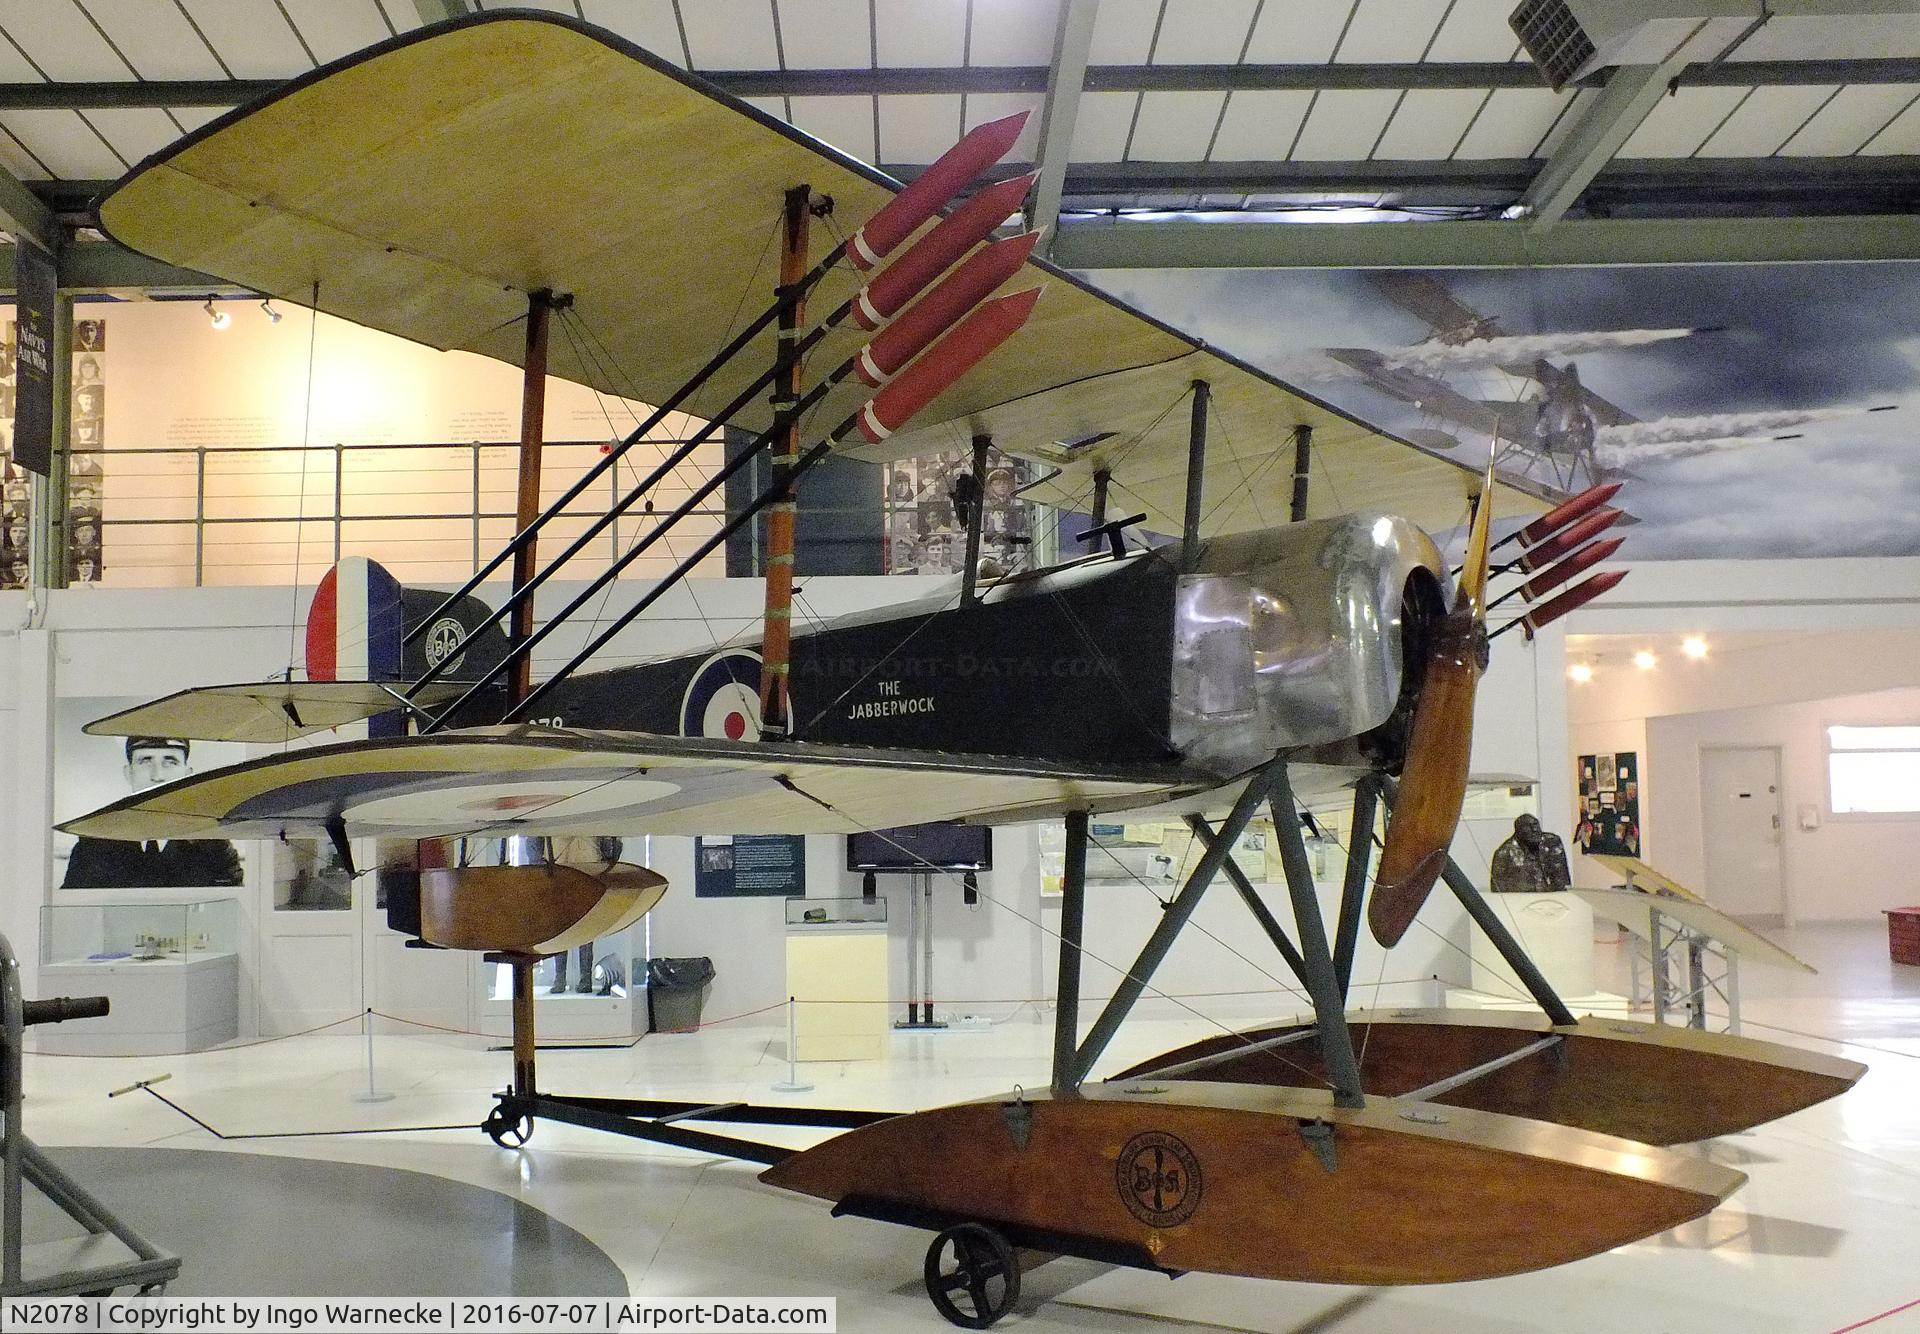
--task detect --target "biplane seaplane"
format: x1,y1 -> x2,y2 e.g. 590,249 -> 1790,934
65,13 -> 1861,1328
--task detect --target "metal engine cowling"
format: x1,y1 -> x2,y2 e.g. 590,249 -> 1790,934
1169,514 -> 1447,776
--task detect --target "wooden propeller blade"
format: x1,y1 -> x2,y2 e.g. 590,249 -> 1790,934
1368,606 -> 1482,946
1370,454 -> 1497,947
1458,450 -> 1497,617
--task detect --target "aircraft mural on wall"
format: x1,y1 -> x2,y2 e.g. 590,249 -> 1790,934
1098,265 -> 1919,559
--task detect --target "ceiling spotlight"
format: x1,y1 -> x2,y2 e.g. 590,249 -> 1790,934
1568,662 -> 1594,684
260,299 -> 281,324
204,297 -> 230,331
1682,635 -> 1709,660
1633,650 -> 1657,671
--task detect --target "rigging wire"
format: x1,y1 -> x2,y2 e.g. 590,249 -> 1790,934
283,279 -> 322,682
1087,829 -> 1316,1012
774,773 -> 1338,1090
555,308 -> 737,673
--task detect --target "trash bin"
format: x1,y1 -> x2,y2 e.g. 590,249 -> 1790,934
647,957 -> 716,1032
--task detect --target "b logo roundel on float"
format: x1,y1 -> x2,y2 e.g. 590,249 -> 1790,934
680,650 -> 763,740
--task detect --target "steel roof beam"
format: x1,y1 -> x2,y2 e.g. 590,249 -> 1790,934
11,54 -> 1920,113
0,80 -> 278,110
0,240 -> 220,295
1519,54 -> 1693,231
887,152 -> 1920,198
1028,0 -> 1099,253
717,57 -> 1920,96
1050,214 -> 1920,269
0,161 -> 56,253
414,0 -> 473,23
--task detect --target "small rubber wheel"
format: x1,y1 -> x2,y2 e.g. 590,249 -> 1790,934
482,1108 -> 533,1148
924,1223 -> 1020,1329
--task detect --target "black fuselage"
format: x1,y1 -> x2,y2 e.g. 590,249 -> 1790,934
458,550 -> 1186,772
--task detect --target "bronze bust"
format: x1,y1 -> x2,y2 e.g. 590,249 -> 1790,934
1489,814 -> 1571,893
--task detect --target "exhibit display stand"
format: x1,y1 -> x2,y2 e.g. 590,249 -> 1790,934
35,895 -> 239,1055
785,898 -> 888,1060
1447,890 -> 1629,1018
473,920 -> 647,1043
1580,854 -> 1817,1034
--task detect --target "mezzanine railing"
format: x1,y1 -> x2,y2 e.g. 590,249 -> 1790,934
63,438 -> 729,589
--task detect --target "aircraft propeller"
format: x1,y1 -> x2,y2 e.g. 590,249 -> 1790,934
1368,449 -> 1499,948
1372,477 -> 1633,945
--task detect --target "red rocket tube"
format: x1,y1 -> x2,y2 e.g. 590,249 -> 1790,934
852,174 -> 1037,330
1516,507 -> 1622,572
1512,481 -> 1623,548
856,232 -> 1041,386
848,112 -> 1030,270
1518,570 -> 1628,639
1518,535 -> 1623,602
850,288 -> 1042,443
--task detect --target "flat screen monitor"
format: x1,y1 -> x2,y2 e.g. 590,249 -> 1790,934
846,822 -> 993,874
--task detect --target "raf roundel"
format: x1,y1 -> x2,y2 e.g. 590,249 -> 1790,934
680,650 -> 764,741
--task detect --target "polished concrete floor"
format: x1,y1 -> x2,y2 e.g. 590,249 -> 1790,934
27,1148 -> 628,1296
18,924 -> 1920,1333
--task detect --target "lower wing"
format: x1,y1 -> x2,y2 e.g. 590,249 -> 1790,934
60,725 -> 1200,842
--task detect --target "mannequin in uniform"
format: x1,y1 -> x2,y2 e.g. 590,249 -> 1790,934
547,835 -> 624,994
1488,814 -> 1571,894
62,738 -> 244,888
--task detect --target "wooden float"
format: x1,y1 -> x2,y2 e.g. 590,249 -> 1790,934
761,1079 -> 1744,1287
419,859 -> 666,954
1113,1008 -> 1864,1146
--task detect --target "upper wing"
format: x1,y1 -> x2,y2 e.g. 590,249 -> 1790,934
94,11 -> 1539,539
59,725 -> 1200,843
83,681 -> 465,744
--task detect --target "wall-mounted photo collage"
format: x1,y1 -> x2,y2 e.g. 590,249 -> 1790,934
1,313 -> 107,588
1575,750 -> 1641,857
881,444 -> 1034,576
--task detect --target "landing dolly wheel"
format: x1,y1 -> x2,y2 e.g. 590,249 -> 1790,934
924,1222 -> 1020,1329
482,1106 -> 533,1148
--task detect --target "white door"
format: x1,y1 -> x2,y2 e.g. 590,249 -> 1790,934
1699,747 -> 1786,922
255,837 -> 363,1035
362,837 -> 472,1035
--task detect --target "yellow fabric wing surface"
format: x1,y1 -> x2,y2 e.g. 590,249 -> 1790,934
95,12 -> 1541,541
59,726 -> 1195,843
83,681 -> 466,744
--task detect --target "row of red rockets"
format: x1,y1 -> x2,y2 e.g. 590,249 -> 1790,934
733,106 -> 1631,636
1489,481 -> 1628,640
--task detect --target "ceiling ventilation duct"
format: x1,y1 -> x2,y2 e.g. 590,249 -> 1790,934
1510,1 -> 1808,91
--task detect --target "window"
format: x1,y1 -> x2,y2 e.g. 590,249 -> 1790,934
1827,725 -> 1920,815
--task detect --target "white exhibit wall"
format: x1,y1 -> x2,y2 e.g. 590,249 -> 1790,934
1562,556 -> 1920,916
1647,686 -> 1920,922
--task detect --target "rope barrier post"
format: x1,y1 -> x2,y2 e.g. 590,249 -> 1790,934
773,995 -> 813,1094
350,1006 -> 394,1105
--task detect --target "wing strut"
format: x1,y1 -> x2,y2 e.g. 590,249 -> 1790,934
759,185 -> 813,735
505,286 -> 569,1102
958,433 -> 993,605
1179,379 -> 1210,571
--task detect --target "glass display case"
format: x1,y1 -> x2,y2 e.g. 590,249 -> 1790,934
36,897 -> 240,1055
785,897 -> 888,929
41,897 -> 238,966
